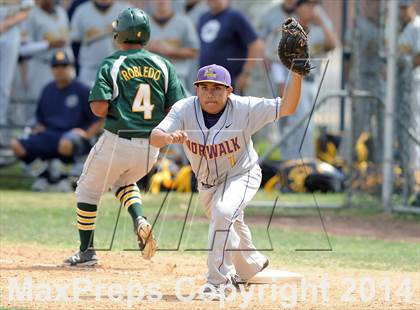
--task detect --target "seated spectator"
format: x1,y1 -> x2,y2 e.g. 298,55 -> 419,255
10,50 -> 102,191
0,0 -> 33,147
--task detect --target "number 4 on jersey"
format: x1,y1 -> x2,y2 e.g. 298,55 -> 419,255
132,84 -> 154,119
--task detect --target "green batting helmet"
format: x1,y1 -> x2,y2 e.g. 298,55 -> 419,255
112,8 -> 151,45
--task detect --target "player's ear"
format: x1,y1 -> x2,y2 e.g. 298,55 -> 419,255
227,86 -> 233,95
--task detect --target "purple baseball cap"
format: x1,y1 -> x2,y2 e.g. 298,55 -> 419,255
194,64 -> 231,87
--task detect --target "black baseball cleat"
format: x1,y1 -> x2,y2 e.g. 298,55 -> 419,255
200,281 -> 237,300
229,259 -> 269,289
201,284 -> 225,300
261,258 -> 269,271
63,249 -> 98,266
229,274 -> 247,289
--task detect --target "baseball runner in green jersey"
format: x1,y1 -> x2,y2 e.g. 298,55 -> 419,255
64,8 -> 186,266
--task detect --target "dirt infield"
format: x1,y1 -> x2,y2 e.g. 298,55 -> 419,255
1,245 -> 418,310
170,213 -> 420,243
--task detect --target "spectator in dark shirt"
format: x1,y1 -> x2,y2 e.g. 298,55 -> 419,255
10,50 -> 102,189
197,0 -> 263,93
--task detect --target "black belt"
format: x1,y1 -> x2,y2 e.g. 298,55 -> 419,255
119,135 -> 137,140
117,134 -> 148,140
105,129 -> 149,141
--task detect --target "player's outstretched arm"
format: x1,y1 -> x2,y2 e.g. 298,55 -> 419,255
279,72 -> 302,117
150,128 -> 188,148
0,9 -> 30,34
90,100 -> 109,117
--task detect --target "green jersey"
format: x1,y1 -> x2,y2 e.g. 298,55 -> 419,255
89,49 -> 186,138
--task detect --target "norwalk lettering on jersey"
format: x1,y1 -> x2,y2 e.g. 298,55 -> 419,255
121,66 -> 161,81
186,137 -> 241,159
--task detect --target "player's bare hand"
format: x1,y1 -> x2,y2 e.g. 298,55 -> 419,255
0,21 -> 8,34
0,10 -> 29,34
158,42 -> 176,57
167,131 -> 188,144
31,124 -> 46,134
147,40 -> 174,57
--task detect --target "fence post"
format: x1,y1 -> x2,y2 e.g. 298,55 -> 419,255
382,0 -> 398,213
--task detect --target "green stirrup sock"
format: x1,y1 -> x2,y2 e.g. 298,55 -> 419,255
116,184 -> 144,222
76,202 -> 97,252
127,203 -> 144,222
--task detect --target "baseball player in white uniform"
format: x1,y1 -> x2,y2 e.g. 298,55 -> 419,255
71,0 -> 130,87
148,0 -> 200,92
270,0 -> 336,161
150,64 -> 302,291
20,0 -> 72,101
0,0 -> 33,145
398,0 -> 420,197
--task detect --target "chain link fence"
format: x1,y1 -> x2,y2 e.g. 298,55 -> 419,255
256,0 -> 419,212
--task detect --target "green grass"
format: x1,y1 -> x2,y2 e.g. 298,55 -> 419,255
0,191 -> 419,272
0,163 -> 32,190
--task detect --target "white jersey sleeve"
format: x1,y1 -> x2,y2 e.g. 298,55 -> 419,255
243,95 -> 282,135
415,19 -> 420,55
155,99 -> 187,133
399,16 -> 420,57
22,8 -> 35,43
